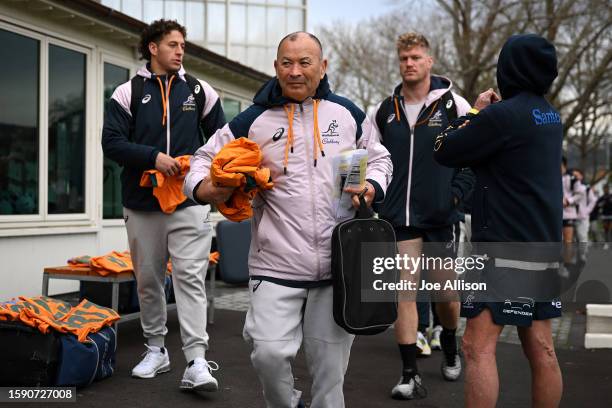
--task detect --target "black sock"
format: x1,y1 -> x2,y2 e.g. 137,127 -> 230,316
417,325 -> 428,335
432,307 -> 441,327
398,343 -> 418,375
441,328 -> 457,365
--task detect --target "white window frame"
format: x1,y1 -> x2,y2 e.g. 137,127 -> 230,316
99,52 -> 137,227
0,20 -> 95,231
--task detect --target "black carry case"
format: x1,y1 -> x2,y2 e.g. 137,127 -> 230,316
331,195 -> 399,335
0,321 -> 61,386
80,281 -> 139,313
80,276 -> 175,313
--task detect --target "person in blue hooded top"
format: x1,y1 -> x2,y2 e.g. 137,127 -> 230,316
434,34 -> 563,407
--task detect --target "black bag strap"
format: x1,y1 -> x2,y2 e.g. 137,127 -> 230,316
440,90 -> 458,123
129,75 -> 145,141
184,73 -> 206,120
375,97 -> 394,140
184,73 -> 207,145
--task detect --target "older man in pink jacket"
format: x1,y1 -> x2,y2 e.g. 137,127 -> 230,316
184,32 -> 392,408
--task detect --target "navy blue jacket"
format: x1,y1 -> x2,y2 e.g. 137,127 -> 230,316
373,76 -> 474,229
102,64 -> 226,211
434,34 -> 562,247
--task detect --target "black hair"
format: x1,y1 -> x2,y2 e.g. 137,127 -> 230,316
138,19 -> 187,61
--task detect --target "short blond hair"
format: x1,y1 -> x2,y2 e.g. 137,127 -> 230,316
396,32 -> 430,54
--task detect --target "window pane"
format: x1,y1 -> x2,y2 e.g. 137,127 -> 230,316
0,29 -> 39,216
165,0 -> 185,25
287,0 -> 304,6
266,7 -> 286,45
48,45 -> 86,214
185,1 -> 205,42
143,0 -> 164,23
247,46 -> 268,73
229,4 -> 246,43
121,1 -> 143,21
247,6 -> 266,45
222,98 -> 241,122
208,43 -> 226,56
103,63 -> 129,219
266,47 -> 277,67
101,0 -> 121,9
230,45 -> 246,64
207,3 -> 226,43
287,8 -> 304,33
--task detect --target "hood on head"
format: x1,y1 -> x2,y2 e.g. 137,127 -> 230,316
253,74 -> 331,107
496,34 -> 558,99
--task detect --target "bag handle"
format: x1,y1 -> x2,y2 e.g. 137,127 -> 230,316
356,188 -> 373,219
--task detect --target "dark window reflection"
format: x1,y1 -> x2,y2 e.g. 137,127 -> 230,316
48,45 -> 86,214
0,29 -> 39,215
223,98 -> 241,121
103,62 -> 129,219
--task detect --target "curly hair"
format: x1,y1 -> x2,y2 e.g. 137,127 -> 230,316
396,32 -> 430,54
138,19 -> 187,61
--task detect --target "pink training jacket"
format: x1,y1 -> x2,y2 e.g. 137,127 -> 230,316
184,76 -> 392,282
562,173 -> 586,220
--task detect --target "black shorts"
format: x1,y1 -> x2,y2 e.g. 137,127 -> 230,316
461,300 -> 562,327
563,219 -> 575,227
460,258 -> 563,326
395,225 -> 458,257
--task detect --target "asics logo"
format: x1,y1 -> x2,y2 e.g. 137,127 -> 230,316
272,127 -> 285,141
142,94 -> 151,104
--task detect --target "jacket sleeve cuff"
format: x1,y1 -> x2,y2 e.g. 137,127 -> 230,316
367,178 -> 385,203
149,148 -> 160,168
191,180 -> 208,205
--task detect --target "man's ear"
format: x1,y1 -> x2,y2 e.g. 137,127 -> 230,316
148,41 -> 158,58
320,58 -> 328,79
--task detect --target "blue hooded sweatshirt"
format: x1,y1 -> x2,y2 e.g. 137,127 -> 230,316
433,34 -> 562,256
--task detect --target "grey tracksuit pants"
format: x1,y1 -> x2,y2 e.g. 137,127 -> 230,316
124,205 -> 212,363
243,280 -> 354,408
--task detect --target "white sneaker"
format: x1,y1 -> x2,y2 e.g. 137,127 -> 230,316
131,344 -> 171,379
180,357 -> 219,391
429,325 -> 443,350
441,353 -> 462,381
416,331 -> 432,356
391,373 -> 427,400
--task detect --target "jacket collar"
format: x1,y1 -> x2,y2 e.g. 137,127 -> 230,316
137,63 -> 186,81
392,75 -> 454,108
253,74 -> 332,107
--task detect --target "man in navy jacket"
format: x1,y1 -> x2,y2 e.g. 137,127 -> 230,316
372,32 -> 473,400
102,19 -> 226,391
434,34 -> 563,407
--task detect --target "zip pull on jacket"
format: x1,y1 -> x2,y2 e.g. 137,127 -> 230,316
282,99 -> 325,174
282,104 -> 295,174
156,74 -> 176,155
312,99 -> 325,166
155,74 -> 175,127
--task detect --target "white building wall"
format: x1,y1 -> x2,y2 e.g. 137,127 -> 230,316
0,1 -> 263,301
